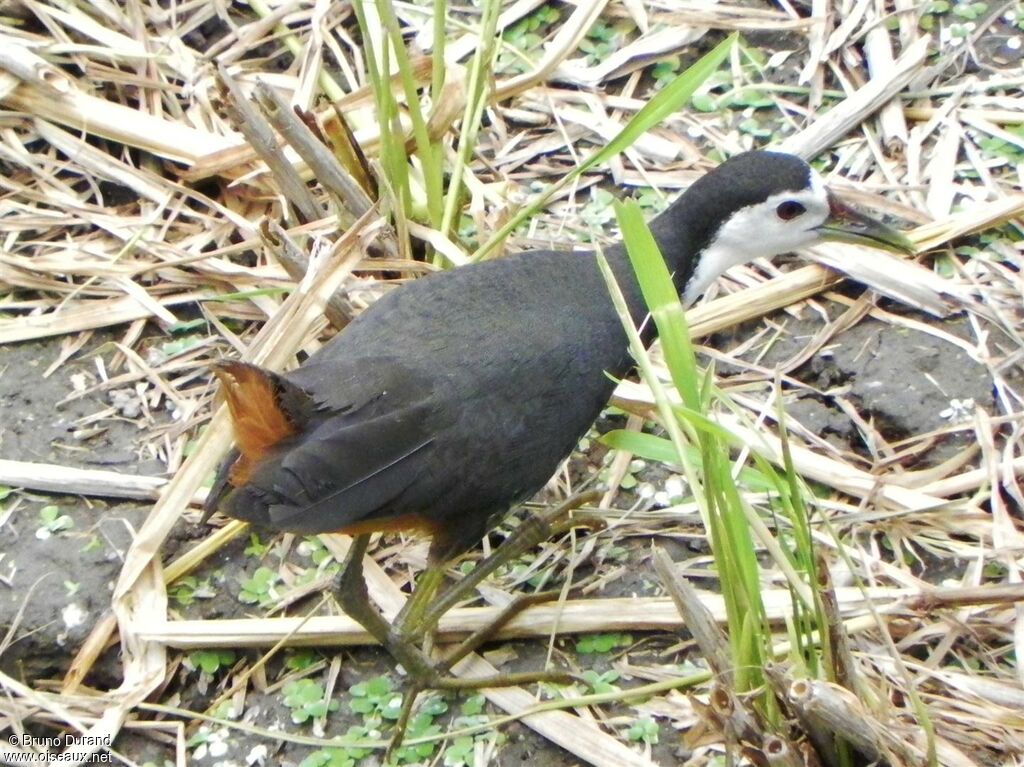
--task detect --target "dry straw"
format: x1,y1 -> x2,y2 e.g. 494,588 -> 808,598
1,1 -> 1022,765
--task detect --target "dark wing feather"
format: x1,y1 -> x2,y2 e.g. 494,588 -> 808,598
214,358 -> 448,535
265,408 -> 437,530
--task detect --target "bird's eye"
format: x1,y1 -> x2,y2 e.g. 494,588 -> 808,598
776,201 -> 806,220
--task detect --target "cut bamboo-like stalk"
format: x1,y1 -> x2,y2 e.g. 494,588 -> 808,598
652,549 -> 733,678
911,193 -> 1024,252
0,459 -> 184,503
904,106 -> 1024,125
786,678 -> 979,766
1,81 -> 242,166
0,33 -> 73,94
863,17 -> 908,154
217,63 -> 325,225
141,587 -> 912,649
0,291 -> 210,344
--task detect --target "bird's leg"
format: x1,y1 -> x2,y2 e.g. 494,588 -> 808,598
338,533 -> 581,757
412,491 -> 602,640
333,534 -> 439,683
383,679 -> 426,763
391,565 -> 445,642
383,664 -> 577,762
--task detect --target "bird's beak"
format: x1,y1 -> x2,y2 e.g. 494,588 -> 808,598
815,193 -> 916,254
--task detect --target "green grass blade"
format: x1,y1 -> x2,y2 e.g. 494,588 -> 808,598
441,0 -> 501,248
600,429 -> 775,492
472,34 -> 737,261
611,195 -> 780,723
430,0 -> 447,102
376,0 -> 443,226
615,199 -> 701,410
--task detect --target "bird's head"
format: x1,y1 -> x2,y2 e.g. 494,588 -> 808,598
662,151 -> 914,304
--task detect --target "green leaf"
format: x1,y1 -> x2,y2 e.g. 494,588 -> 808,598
600,430 -> 774,492
352,675 -> 392,699
651,57 -> 680,81
581,669 -> 621,694
299,750 -> 355,767
729,89 -> 773,108
244,534 -> 268,557
443,736 -> 476,766
348,697 -> 376,715
160,335 -> 203,356
239,566 -> 280,604
283,679 -> 337,725
952,1 -> 986,18
168,318 -> 207,333
190,649 -> 236,675
37,505 -> 74,536
284,679 -> 324,706
418,695 -> 449,716
628,717 -> 660,744
575,632 -> 632,654
460,694 -> 486,716
285,649 -> 319,672
690,92 -> 717,112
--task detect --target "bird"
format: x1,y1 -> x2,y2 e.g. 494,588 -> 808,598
204,150 -> 912,677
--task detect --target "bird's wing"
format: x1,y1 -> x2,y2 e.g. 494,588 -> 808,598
261,400 -> 438,532
210,357 -> 448,535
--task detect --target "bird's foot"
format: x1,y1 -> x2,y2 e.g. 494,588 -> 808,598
383,661 -> 576,762
434,589 -> 563,672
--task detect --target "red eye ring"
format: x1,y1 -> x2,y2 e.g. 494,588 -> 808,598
776,201 -> 806,220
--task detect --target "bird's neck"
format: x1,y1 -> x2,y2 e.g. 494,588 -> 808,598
601,199 -> 709,344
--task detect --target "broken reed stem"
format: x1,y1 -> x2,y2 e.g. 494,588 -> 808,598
654,548 -> 804,766
0,459 -> 178,502
262,221 -> 352,331
253,81 -> 374,221
216,63 -> 326,225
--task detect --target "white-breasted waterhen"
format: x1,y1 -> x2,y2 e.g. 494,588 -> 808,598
204,150 -> 913,685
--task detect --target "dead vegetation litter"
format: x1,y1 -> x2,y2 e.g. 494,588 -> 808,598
0,0 -> 1023,765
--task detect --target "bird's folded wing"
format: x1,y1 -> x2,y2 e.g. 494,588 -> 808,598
222,356 -> 447,535
264,403 -> 438,532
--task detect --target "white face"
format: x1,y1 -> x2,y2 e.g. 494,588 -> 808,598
683,168 -> 832,305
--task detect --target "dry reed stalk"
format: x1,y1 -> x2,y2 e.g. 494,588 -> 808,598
141,585 -> 913,649
782,37 -> 930,159
0,291 -> 210,344
1,80 -> 242,166
863,11 -> 908,155
787,678 -> 980,767
0,459 -> 178,502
